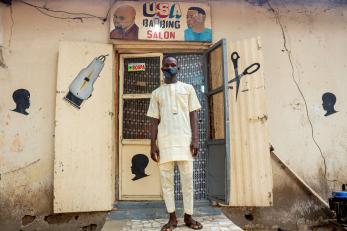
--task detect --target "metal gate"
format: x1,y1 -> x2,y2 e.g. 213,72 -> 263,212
167,54 -> 208,200
119,54 -> 163,200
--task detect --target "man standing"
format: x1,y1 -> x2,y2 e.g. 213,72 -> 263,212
110,5 -> 139,40
184,7 -> 212,42
147,57 -> 203,230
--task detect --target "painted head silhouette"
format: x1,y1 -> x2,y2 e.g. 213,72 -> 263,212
322,92 -> 337,116
12,89 -> 30,115
131,154 -> 149,181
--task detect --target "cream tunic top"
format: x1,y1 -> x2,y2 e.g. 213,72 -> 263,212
146,81 -> 201,164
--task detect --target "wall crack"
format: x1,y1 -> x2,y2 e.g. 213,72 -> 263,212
0,46 -> 7,68
15,0 -> 117,23
0,159 -> 40,179
266,0 -> 337,184
8,4 -> 14,48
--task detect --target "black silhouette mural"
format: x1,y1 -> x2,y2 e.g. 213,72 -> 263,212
131,154 -> 149,181
322,92 -> 337,117
12,89 -> 30,115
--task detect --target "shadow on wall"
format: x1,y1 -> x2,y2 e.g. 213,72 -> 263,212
222,151 -> 333,230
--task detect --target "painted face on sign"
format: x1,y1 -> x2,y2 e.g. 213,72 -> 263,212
113,5 -> 136,30
186,9 -> 205,29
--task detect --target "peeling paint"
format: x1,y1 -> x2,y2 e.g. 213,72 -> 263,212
44,214 -> 73,224
82,223 -> 98,231
290,99 -> 302,110
22,215 -> 36,226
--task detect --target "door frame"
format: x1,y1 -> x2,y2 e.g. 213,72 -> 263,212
203,39 -> 231,204
114,42 -> 211,201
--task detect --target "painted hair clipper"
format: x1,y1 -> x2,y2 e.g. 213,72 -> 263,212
64,55 -> 108,109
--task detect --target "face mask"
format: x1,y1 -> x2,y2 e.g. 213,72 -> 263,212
162,67 -> 178,79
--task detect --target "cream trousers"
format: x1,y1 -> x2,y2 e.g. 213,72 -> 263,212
159,161 -> 193,215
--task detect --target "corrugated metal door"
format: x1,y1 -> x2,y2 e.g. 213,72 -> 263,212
228,37 -> 273,206
205,38 -> 273,206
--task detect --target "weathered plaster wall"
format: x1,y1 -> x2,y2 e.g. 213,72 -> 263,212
212,0 -> 347,197
211,0 -> 347,229
222,153 -> 332,230
0,1 -> 112,230
0,6 -> 5,68
0,0 -> 346,230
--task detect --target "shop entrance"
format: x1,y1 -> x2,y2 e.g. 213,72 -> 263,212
119,52 -> 212,201
53,39 -> 273,214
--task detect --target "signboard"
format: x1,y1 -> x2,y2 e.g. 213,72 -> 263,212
128,63 -> 146,72
109,1 -> 212,42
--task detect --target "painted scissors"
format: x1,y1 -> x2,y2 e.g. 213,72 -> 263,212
228,51 -> 260,101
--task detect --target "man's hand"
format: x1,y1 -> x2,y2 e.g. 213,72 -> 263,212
149,118 -> 160,162
189,110 -> 199,157
191,139 -> 198,157
150,143 -> 160,162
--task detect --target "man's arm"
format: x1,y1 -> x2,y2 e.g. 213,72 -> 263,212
189,110 -> 199,157
150,118 -> 160,162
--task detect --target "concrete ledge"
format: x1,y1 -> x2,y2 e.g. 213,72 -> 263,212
109,200 -> 221,220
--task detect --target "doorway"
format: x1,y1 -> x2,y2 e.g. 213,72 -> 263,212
118,40 -> 230,204
118,52 -> 209,201
166,53 -> 208,201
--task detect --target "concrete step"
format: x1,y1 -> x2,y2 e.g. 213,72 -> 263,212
108,200 -> 221,220
102,215 -> 243,231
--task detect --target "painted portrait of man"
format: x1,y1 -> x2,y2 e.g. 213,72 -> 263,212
184,7 -> 212,42
110,5 -> 139,40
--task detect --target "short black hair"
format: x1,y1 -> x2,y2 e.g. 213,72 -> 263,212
132,154 -> 149,171
162,56 -> 177,64
188,7 -> 206,15
322,92 -> 336,104
12,89 -> 30,103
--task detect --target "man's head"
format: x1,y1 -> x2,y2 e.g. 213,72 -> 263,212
131,154 -> 149,176
186,7 -> 206,29
322,92 -> 336,112
113,5 -> 136,30
161,56 -> 179,82
12,89 -> 30,110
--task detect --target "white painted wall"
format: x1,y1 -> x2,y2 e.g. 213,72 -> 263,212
0,0 -> 112,225
0,0 -> 346,227
0,6 -> 3,46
